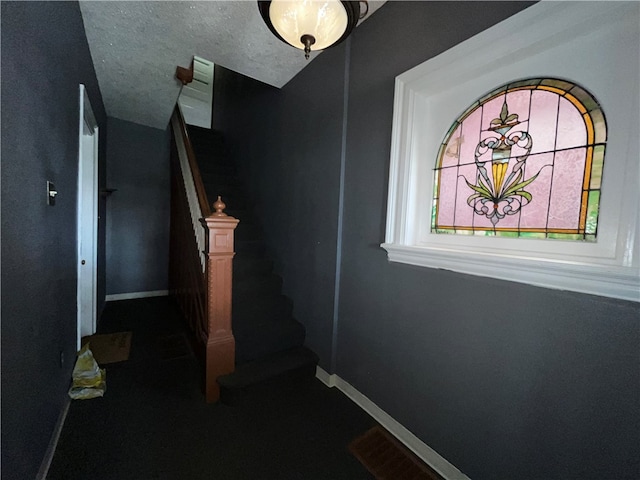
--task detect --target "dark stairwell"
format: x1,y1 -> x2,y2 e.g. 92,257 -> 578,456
186,125 -> 319,404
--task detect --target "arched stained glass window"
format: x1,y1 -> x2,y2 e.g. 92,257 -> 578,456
432,78 -> 607,241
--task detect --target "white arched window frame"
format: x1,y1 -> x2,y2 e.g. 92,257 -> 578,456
382,2 -> 639,302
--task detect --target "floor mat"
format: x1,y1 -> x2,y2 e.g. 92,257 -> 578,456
81,331 -> 132,365
349,425 -> 444,480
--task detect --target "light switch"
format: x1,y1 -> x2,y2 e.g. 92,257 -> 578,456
47,181 -> 58,206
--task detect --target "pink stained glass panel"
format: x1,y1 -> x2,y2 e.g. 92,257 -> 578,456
459,108 -> 482,166
519,152 -> 554,229
455,163 -> 477,227
496,212 -> 520,230
441,124 -> 462,168
528,90 -> 559,154
505,89 -> 531,122
548,148 -> 587,229
432,79 -> 604,239
436,166 -> 458,226
555,97 -> 587,150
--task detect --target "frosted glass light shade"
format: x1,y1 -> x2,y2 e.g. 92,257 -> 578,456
269,0 -> 348,51
258,1 -> 361,57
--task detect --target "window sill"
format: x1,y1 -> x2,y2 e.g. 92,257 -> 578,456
381,242 -> 639,302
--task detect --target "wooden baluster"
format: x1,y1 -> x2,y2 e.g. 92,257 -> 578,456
202,196 -> 239,403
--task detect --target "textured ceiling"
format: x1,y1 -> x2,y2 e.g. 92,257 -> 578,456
79,1 -> 385,130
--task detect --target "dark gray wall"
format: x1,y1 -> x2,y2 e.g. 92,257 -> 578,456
105,117 -> 170,295
1,2 -> 107,479
340,4 -> 638,479
215,2 -> 639,479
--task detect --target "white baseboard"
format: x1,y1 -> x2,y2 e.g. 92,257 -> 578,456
36,397 -> 70,480
316,366 -> 471,480
105,290 -> 168,301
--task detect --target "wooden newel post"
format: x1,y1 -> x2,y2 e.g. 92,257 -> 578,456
202,196 -> 239,403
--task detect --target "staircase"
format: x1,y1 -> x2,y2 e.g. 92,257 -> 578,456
186,125 -> 318,404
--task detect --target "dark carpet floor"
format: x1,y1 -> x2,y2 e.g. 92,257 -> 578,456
47,296 -> 377,480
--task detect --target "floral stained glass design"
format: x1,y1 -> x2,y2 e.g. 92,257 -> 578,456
432,78 -> 607,241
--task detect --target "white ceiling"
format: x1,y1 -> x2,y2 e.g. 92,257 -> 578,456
79,1 -> 386,130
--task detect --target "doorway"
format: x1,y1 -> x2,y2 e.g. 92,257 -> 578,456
77,84 -> 99,349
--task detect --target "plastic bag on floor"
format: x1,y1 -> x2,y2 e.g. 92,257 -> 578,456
68,343 -> 106,400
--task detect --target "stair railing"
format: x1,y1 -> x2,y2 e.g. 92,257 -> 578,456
169,103 -> 238,403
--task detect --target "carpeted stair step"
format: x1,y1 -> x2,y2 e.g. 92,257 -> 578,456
234,272 -> 282,297
189,135 -> 225,149
202,189 -> 249,211
235,239 -> 267,256
201,186 -> 245,205
187,124 -> 222,136
233,294 -> 294,322
189,135 -> 226,150
200,173 -> 242,189
225,210 -> 259,226
188,142 -> 228,163
218,346 -> 319,405
203,186 -> 245,202
187,126 -> 224,144
233,252 -> 268,271
191,138 -> 226,152
232,316 -> 302,359
194,153 -> 236,170
199,172 -> 242,188
234,222 -> 264,242
233,256 -> 273,277
198,162 -> 238,177
220,205 -> 249,215
233,315 -> 306,364
190,136 -> 227,155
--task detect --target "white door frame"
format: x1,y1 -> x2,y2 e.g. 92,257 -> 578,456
77,84 -> 99,349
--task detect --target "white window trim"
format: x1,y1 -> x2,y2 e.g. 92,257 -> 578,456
382,1 -> 639,302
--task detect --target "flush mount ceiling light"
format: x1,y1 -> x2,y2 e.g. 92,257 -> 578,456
258,0 -> 367,59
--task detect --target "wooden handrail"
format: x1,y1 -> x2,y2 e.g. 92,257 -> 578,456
174,105 -> 210,217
